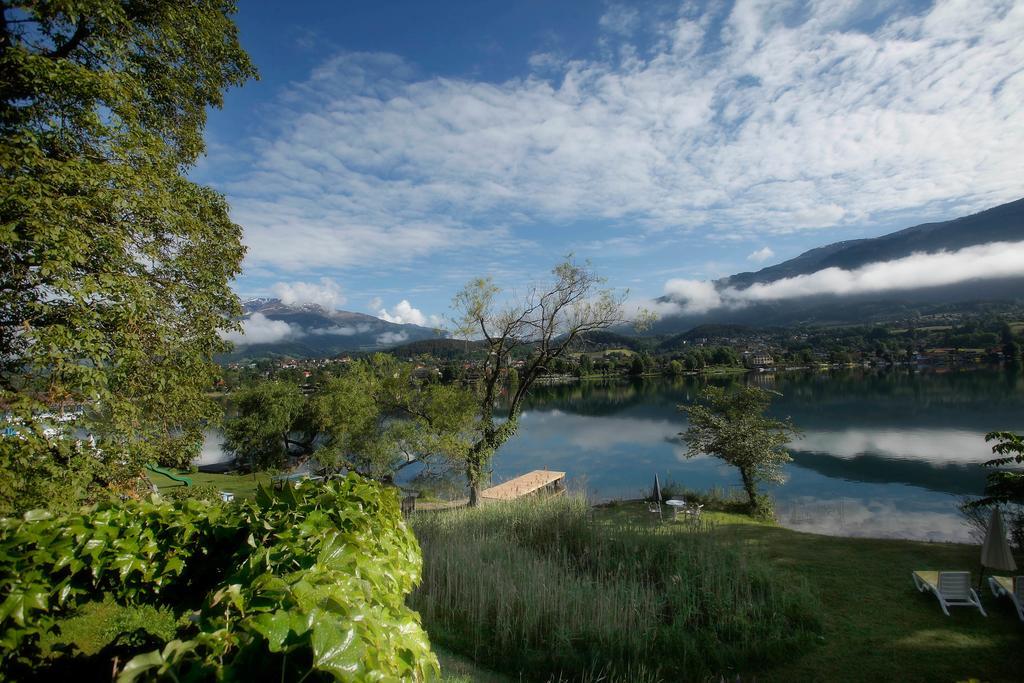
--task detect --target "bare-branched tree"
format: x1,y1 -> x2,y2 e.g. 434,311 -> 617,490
452,259 -> 626,505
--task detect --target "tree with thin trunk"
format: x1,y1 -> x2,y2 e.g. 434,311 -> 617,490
452,259 -> 626,506
680,385 -> 800,516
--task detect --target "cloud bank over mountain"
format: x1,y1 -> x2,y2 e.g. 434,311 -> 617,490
223,313 -> 303,347
219,299 -> 445,359
663,240 -> 1024,314
271,278 -> 346,311
376,300 -> 443,328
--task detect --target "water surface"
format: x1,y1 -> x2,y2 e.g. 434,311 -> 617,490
490,368 -> 1024,542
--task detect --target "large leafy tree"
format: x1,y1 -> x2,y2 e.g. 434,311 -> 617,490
223,356 -> 477,480
681,386 -> 800,515
452,259 -> 626,505
0,0 -> 256,513
223,382 -> 310,471
312,355 -> 477,480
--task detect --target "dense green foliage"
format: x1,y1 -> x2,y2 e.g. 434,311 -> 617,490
681,386 -> 800,515
977,431 -> 1024,505
963,431 -> 1024,550
0,475 -> 438,681
0,0 -> 257,514
223,355 -> 477,479
224,381 -> 309,470
411,496 -> 820,681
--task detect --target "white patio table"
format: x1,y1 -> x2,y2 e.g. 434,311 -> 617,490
665,499 -> 687,520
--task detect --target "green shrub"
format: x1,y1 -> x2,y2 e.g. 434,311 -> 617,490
657,484 -> 777,520
657,483 -> 751,513
749,493 -> 777,520
411,496 -> 820,681
0,474 -> 438,681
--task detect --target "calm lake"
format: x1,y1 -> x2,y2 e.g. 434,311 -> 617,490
198,367 -> 1024,543
488,368 -> 1024,543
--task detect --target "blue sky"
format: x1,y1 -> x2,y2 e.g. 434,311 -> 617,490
194,0 -> 1024,326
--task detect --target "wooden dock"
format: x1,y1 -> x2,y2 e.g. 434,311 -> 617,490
480,469 -> 566,502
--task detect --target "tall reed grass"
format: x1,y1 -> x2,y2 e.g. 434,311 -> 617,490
411,495 -> 820,681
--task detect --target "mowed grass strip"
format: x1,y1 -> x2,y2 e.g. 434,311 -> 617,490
600,502 -> 1023,682
716,519 -> 1024,683
145,470 -> 272,498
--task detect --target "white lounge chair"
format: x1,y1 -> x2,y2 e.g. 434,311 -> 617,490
987,576 -> 1024,622
647,499 -> 663,521
912,571 -> 987,616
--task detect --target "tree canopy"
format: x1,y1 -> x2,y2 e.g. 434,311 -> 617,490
681,385 -> 800,516
223,355 -> 477,481
0,0 -> 256,513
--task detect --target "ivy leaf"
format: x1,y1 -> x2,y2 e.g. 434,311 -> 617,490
164,556 -> 185,575
311,617 -> 361,678
118,649 -> 164,682
247,611 -> 292,652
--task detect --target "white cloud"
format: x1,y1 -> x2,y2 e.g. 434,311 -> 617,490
376,300 -> 443,328
662,279 -> 724,314
623,296 -> 683,322
732,240 -> 1024,301
663,240 -> 1024,312
227,0 -> 1024,273
222,313 -> 303,347
310,323 -> 372,336
747,247 -> 775,263
527,51 -> 567,72
599,4 -> 640,36
367,296 -> 382,311
521,410 -> 681,452
272,278 -> 345,310
777,496 -> 971,543
376,331 -> 409,346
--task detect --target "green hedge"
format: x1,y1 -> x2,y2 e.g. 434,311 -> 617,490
0,474 -> 438,681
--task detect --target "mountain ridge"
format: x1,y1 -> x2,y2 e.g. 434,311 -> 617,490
221,298 -> 445,361
725,197 -> 1024,288
646,197 -> 1024,334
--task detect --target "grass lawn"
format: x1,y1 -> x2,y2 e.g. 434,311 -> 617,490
413,496 -> 821,681
597,502 -> 1024,683
145,469 -> 273,498
700,365 -> 750,374
435,646 -> 509,682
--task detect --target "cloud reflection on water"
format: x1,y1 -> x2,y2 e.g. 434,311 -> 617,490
503,404 -> 997,543
776,496 -> 972,543
795,428 -> 992,464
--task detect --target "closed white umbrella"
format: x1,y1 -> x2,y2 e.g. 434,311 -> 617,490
653,474 -> 662,503
980,507 -> 1017,586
